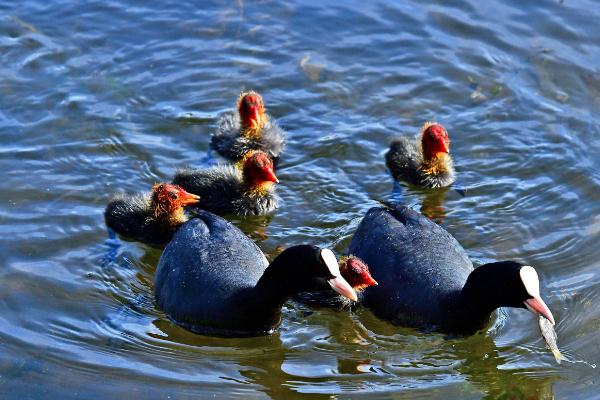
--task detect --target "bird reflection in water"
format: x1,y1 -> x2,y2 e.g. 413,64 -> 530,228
419,186 -> 450,222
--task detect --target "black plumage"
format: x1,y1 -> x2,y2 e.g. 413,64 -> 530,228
385,122 -> 455,188
172,153 -> 279,216
348,205 -> 554,335
210,91 -> 285,162
154,211 -> 356,337
104,184 -> 199,247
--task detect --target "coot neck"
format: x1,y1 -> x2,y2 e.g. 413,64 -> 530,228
455,263 -> 512,334
235,247 -> 318,332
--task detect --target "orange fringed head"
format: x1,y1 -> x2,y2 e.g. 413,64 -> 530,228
339,256 -> 378,292
150,183 -> 200,219
421,122 -> 450,160
240,150 -> 279,188
237,90 -> 267,136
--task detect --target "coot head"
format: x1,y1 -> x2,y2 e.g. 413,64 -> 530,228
150,183 -> 200,219
242,150 -> 279,185
272,245 -> 357,301
238,90 -> 266,132
308,247 -> 359,301
339,256 -> 378,292
464,261 -> 555,325
421,122 -> 450,160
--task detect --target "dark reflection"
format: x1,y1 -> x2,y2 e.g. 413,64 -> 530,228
138,247 -> 162,268
359,307 -> 557,399
419,186 -> 450,221
227,213 -> 274,244
238,347 -> 333,400
336,358 -> 373,375
135,247 -> 162,293
149,317 -> 277,347
292,304 -> 388,377
387,178 -> 450,221
150,317 -> 331,400
454,334 -> 557,400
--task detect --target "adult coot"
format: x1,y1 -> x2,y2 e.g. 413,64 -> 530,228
104,183 -> 200,247
385,122 -> 455,188
348,205 -> 555,335
173,150 -> 279,216
295,256 -> 378,308
211,91 -> 285,162
154,210 -> 357,337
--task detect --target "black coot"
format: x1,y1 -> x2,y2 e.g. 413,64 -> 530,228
348,205 -> 555,335
154,210 -> 357,337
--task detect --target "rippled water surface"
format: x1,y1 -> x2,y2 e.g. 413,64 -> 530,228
2,0 -> 600,398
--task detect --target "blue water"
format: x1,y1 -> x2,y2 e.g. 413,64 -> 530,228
1,0 -> 599,398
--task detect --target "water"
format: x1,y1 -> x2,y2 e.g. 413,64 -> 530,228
1,0 -> 599,398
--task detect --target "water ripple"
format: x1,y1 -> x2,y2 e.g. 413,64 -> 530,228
1,0 -> 600,398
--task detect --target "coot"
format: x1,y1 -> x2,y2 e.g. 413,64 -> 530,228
155,210 -> 357,337
348,205 -> 555,335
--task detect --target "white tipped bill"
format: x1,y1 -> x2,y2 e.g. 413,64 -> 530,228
525,296 -> 555,326
320,248 -> 358,301
328,276 -> 358,302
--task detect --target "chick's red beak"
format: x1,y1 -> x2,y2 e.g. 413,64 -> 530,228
524,296 -> 555,326
178,190 -> 201,206
363,275 -> 378,287
440,139 -> 450,154
263,167 -> 279,184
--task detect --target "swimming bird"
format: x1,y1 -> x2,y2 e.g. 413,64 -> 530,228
348,205 -> 555,335
295,256 -> 378,308
385,122 -> 455,188
154,210 -> 357,337
172,150 -> 279,216
210,91 -> 285,162
104,183 -> 200,247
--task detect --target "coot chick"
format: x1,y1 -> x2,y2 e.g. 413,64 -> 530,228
104,183 -> 200,247
210,91 -> 285,162
154,210 -> 357,337
385,122 -> 455,188
348,205 -> 555,335
296,256 -> 378,308
173,150 -> 279,216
